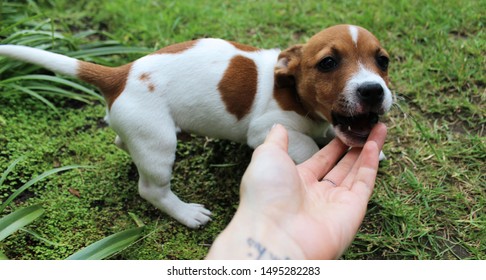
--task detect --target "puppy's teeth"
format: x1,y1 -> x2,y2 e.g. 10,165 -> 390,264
347,126 -> 351,131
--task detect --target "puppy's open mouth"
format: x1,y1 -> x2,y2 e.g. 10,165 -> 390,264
331,111 -> 380,146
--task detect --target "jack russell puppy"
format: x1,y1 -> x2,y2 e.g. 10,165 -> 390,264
0,24 -> 392,228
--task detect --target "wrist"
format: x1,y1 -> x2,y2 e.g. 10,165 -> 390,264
206,208 -> 306,260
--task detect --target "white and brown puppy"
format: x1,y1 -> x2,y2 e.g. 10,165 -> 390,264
0,24 -> 392,228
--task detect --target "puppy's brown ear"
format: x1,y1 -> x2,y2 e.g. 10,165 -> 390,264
274,44 -> 303,88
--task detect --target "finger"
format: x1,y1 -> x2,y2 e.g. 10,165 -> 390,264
297,137 -> 348,180
341,123 -> 387,189
349,140 -> 380,200
367,122 -> 387,149
262,123 -> 289,152
350,123 -> 387,197
300,122 -> 385,184
320,146 -> 361,186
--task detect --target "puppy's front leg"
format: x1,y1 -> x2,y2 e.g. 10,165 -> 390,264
248,124 -> 318,164
285,130 -> 320,164
111,108 -> 211,228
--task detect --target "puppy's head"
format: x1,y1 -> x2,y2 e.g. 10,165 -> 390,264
275,24 -> 392,146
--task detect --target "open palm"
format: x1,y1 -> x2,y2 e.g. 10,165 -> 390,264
238,123 -> 387,259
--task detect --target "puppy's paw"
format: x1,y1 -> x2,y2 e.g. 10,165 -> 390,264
176,203 -> 212,229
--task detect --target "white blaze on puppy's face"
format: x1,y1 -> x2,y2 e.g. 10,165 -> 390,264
349,25 -> 359,47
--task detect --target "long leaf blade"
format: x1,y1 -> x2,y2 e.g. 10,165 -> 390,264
67,46 -> 150,58
6,84 -> 59,114
0,74 -> 103,101
0,165 -> 92,213
0,205 -> 44,242
26,85 -> 92,103
19,228 -> 64,246
66,226 -> 144,260
0,156 -> 25,188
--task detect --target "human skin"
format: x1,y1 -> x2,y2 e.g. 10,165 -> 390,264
206,123 -> 387,259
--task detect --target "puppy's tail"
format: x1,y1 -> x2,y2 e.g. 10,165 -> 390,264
0,45 -> 130,107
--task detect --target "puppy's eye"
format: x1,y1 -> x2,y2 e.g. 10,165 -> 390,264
376,55 -> 389,71
317,57 -> 338,72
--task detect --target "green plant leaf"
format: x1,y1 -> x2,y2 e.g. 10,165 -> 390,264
0,156 -> 25,188
0,165 -> 93,213
0,205 -> 44,242
27,85 -> 92,103
0,251 -> 8,260
0,14 -> 43,37
67,46 -> 150,58
19,228 -> 64,246
65,226 -> 145,260
6,84 -> 59,114
0,74 -> 103,101
128,212 -> 145,227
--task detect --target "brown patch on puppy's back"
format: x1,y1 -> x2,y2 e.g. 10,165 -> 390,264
229,41 -> 260,52
218,55 -> 258,120
153,40 -> 198,55
78,61 -> 132,109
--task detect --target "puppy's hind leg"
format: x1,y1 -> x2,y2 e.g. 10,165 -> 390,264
115,111 -> 211,228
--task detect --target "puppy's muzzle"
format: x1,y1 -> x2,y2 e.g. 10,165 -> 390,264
331,82 -> 389,147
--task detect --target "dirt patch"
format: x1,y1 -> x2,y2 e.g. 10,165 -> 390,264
449,30 -> 469,40
435,229 -> 471,259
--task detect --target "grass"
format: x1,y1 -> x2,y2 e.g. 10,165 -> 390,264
0,156 -> 145,260
0,0 -> 484,259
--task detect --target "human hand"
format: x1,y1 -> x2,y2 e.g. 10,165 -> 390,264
206,123 -> 387,259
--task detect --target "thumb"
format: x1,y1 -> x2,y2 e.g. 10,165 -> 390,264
263,124 -> 289,152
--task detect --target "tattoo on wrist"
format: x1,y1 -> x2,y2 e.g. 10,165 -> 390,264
247,237 -> 291,260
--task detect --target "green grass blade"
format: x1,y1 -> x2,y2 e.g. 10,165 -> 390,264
26,85 -> 92,103
0,251 -> 8,260
67,46 -> 150,58
5,34 -> 55,47
411,117 -> 444,163
0,74 -> 103,101
128,212 -> 145,227
73,30 -> 98,39
209,163 -> 238,168
0,156 -> 25,188
0,165 -> 92,213
65,226 -> 145,260
0,205 -> 44,242
19,228 -> 63,246
0,14 -> 42,36
6,84 -> 59,114
2,30 -> 66,45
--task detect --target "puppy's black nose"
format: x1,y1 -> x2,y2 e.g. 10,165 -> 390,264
357,82 -> 384,105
